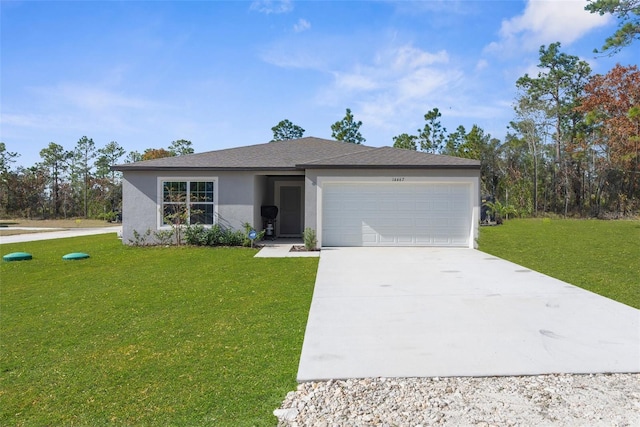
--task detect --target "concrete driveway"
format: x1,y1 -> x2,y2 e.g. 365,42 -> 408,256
297,247 -> 640,381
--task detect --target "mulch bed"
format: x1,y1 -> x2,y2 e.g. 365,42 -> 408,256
290,245 -> 320,252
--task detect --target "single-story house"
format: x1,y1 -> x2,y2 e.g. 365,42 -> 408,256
113,137 -> 481,247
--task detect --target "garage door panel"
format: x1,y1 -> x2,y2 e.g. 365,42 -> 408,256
395,200 -> 415,210
396,235 -> 415,244
324,230 -> 362,246
322,182 -> 472,247
415,200 -> 436,210
362,233 -> 378,244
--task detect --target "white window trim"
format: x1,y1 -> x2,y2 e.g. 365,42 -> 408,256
157,177 -> 219,229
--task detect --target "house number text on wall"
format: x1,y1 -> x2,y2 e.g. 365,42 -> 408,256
392,177 -> 405,182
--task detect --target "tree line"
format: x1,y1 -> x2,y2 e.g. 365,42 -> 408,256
394,51 -> 639,219
1,39 -> 638,220
272,45 -> 639,218
0,139 -> 195,220
0,106 -> 366,220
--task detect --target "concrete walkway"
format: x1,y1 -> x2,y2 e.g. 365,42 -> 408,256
0,226 -> 121,244
255,239 -> 320,258
297,247 -> 640,381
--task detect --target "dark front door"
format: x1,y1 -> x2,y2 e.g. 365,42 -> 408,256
279,185 -> 302,236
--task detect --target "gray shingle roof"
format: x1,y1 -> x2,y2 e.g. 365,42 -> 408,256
113,137 -> 370,171
113,137 -> 480,171
298,146 -> 480,169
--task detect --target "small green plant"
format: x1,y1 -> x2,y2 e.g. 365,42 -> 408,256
242,222 -> 265,247
129,228 -> 151,246
206,224 -> 224,245
303,227 -> 317,251
485,200 -> 518,222
97,211 -> 118,222
163,209 -> 188,245
219,229 -> 244,246
153,229 -> 175,245
184,224 -> 207,246
162,183 -> 199,245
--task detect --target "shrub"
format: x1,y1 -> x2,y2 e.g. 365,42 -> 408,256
485,200 -> 518,222
147,223 -> 257,248
219,229 -> 245,247
303,227 -> 317,251
242,222 -> 265,247
184,224 -> 208,246
129,228 -> 151,246
97,211 -> 118,222
184,223 -> 245,247
206,224 -> 224,246
153,229 -> 175,245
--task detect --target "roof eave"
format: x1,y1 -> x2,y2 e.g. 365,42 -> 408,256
297,164 -> 481,170
112,166 -> 303,172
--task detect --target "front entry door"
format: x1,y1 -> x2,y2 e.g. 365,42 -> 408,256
276,182 -> 303,236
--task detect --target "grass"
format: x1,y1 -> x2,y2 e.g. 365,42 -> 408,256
0,235 -> 318,426
478,218 -> 640,309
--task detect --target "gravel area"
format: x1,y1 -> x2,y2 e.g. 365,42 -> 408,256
275,374 -> 640,426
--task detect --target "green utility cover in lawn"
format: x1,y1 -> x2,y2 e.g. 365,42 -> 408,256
63,252 -> 90,260
3,252 -> 33,261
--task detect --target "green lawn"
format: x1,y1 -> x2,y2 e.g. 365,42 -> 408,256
3,220 -> 637,425
478,218 -> 640,309
0,235 -> 318,426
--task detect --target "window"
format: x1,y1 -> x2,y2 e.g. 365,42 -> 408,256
160,179 -> 217,226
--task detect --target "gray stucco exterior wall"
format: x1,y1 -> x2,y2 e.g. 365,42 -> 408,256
121,171 -> 161,244
121,170 -> 258,244
120,169 -> 306,244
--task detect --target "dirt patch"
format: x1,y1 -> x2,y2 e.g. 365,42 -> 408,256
0,219 -> 115,236
0,229 -> 63,237
0,219 -> 112,228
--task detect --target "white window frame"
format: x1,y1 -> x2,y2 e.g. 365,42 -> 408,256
157,177 -> 218,229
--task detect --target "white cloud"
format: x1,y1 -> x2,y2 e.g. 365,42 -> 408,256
315,44 -> 465,132
486,0 -> 611,54
260,46 -> 326,69
36,83 -> 153,111
5,83 -> 161,141
326,44 -> 453,98
389,45 -> 449,71
396,67 -> 453,99
260,37 -> 505,141
333,72 -> 379,91
250,0 -> 293,15
293,18 -> 310,33
0,113 -> 44,128
475,59 -> 489,71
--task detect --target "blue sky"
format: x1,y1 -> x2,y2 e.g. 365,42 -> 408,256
1,0 -> 634,168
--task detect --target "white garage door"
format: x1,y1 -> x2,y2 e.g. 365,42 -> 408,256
322,182 -> 472,247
